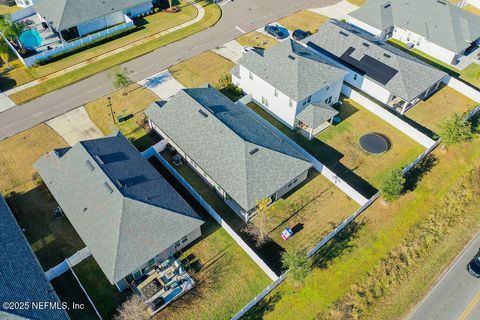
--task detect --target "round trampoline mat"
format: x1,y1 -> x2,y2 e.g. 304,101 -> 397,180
359,133 -> 390,154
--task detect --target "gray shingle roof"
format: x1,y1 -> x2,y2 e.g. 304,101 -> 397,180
34,0 -> 150,31
297,102 -> 338,129
349,0 -> 480,53
144,87 -> 313,212
304,21 -> 447,102
34,132 -> 203,284
0,196 -> 69,320
233,39 -> 347,101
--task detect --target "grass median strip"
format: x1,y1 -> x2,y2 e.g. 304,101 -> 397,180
277,10 -> 329,34
9,0 -> 221,105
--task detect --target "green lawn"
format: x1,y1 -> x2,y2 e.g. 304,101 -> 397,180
74,257 -> 130,319
8,0 -> 221,104
459,63 -> 480,89
169,51 -> 234,88
406,86 -> 477,133
277,10 -> 329,34
237,31 -> 279,49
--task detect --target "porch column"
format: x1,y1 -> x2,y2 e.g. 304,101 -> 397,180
401,102 -> 408,115
330,117 -> 334,124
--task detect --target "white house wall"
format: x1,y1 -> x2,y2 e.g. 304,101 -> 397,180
275,169 -> 309,200
77,11 -> 124,36
346,17 -> 383,37
298,77 -> 344,113
233,65 -> 298,128
126,2 -> 153,17
391,27 -> 458,64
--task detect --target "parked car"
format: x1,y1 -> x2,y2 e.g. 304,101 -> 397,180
292,29 -> 310,41
467,252 -> 480,278
264,25 -> 289,39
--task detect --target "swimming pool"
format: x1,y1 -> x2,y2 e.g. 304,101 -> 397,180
19,29 -> 43,49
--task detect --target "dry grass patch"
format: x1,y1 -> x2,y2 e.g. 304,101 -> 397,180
84,84 -> 159,150
347,0 -> 364,6
169,51 -> 234,88
406,86 -> 477,133
464,4 -> 480,15
237,31 -> 279,49
0,4 -> 20,15
278,10 -> 329,34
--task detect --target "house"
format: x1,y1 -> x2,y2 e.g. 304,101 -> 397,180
304,21 -> 447,114
0,195 -> 69,320
34,132 -> 204,292
14,0 -> 34,8
231,39 -> 347,139
34,0 -> 152,41
144,86 -> 313,222
4,0 -> 153,67
347,0 -> 480,65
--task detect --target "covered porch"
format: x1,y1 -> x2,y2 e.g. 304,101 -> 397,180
295,102 -> 338,140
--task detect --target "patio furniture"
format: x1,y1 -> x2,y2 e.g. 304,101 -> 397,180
172,155 -> 182,166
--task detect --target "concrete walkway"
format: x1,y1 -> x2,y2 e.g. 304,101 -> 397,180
309,0 -> 358,19
4,0 -> 205,96
137,69 -> 185,100
46,107 -> 104,146
212,40 -> 244,63
0,91 -> 16,113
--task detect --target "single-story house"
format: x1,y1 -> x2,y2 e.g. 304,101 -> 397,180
34,132 -> 204,291
34,0 -> 153,41
144,86 -> 313,222
0,195 -> 69,320
231,39 -> 347,139
304,21 -> 448,114
14,0 -> 33,8
347,0 -> 480,65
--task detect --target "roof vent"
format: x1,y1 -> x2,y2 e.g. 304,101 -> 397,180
83,207 -> 87,212
85,160 -> 95,171
95,155 -> 104,165
198,109 -> 209,118
103,182 -> 114,194
383,53 -> 391,58
436,0 -> 447,5
383,3 -> 391,8
288,54 -> 296,60
249,148 -> 259,155
362,42 -> 370,48
339,31 -> 349,37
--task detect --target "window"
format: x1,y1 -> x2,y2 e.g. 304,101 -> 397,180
274,88 -> 278,97
262,96 -> 269,106
326,86 -> 330,91
181,236 -> 188,244
249,71 -> 253,80
132,270 -> 142,280
289,99 -> 293,107
325,96 -> 332,104
353,74 -> 358,81
303,95 -> 312,106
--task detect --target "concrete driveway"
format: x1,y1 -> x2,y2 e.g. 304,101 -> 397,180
212,40 -> 244,63
0,92 -> 15,113
309,0 -> 358,19
137,70 -> 185,100
46,107 -> 104,146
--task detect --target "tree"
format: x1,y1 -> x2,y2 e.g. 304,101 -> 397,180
168,0 -> 173,10
243,198 -> 272,247
438,112 -> 473,148
0,16 -> 24,49
281,248 -> 310,286
111,67 -> 133,95
0,42 -> 10,69
380,169 -> 405,202
114,295 -> 149,320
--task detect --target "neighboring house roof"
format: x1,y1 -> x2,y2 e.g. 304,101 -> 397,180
0,196 -> 69,320
34,132 -> 203,284
304,21 -> 447,102
34,0 -> 149,31
232,39 -> 347,101
349,0 -> 480,53
144,87 -> 313,212
296,102 -> 338,129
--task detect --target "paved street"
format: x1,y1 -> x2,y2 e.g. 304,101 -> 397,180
409,234 -> 480,320
0,0 -> 340,140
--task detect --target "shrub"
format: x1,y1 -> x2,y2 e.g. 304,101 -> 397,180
281,248 -> 310,286
437,112 -> 474,147
380,169 -> 406,202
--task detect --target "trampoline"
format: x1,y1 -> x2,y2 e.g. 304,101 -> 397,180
359,133 -> 390,154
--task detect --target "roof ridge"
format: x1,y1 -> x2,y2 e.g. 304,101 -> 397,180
112,197 -> 128,283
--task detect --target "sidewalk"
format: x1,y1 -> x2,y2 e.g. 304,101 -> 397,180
4,0 -> 205,96
309,0 -> 359,20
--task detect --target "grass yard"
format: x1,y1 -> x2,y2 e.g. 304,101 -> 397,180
463,4 -> 480,15
406,86 -> 477,133
265,171 -> 359,252
169,51 -> 234,88
84,84 -> 160,151
245,133 -> 480,320
347,0 -> 364,6
247,98 -> 423,191
0,4 -> 20,15
0,124 -> 85,269
158,221 -> 271,320
237,31 -> 279,49
0,0 -> 197,90
74,257 -> 130,319
459,63 -> 480,88
8,0 -> 221,104
277,10 -> 329,34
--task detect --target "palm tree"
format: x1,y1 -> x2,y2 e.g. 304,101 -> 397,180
0,16 -> 24,49
0,42 -> 10,69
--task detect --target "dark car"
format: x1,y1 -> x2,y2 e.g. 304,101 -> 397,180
292,29 -> 310,41
264,25 -> 289,39
467,254 -> 480,278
